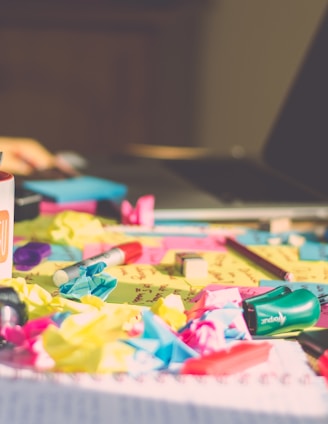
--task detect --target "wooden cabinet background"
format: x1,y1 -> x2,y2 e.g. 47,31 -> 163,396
0,1 -> 204,157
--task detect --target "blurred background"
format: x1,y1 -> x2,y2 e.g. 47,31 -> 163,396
0,0 -> 327,159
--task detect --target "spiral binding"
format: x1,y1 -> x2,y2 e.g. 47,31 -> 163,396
0,365 -> 316,387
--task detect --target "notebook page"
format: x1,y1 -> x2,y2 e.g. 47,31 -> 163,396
0,340 -> 327,424
0,372 -> 327,424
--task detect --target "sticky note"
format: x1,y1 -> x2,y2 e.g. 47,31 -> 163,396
23,176 -> 127,203
299,241 -> 328,261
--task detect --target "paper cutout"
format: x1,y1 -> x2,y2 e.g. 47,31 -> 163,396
40,199 -> 98,215
191,285 -> 272,303
180,306 -> 250,356
48,211 -> 106,248
318,304 -> 328,328
23,175 -> 127,203
237,229 -> 318,245
124,310 -> 198,369
259,280 -> 328,298
14,212 -> 120,248
186,288 -> 251,341
163,236 -> 224,251
150,294 -> 187,331
47,244 -> 83,262
0,314 -> 66,369
121,194 -> 155,226
59,262 -> 118,301
299,241 -> 328,261
124,290 -> 250,368
179,317 -> 226,356
1,277 -> 98,321
42,305 -> 142,373
134,244 -> 167,265
237,230 -> 278,245
180,341 -> 272,376
186,287 -> 242,321
14,214 -> 56,242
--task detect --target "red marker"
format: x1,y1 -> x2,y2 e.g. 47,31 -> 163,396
53,241 -> 142,287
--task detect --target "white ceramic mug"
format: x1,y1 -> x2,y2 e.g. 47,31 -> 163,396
0,171 -> 14,280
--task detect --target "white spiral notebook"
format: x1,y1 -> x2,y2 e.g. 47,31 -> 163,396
0,340 -> 327,424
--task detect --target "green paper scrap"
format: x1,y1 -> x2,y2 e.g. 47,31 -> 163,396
23,175 -> 127,203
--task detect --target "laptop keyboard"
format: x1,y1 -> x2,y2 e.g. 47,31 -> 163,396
164,158 -> 319,203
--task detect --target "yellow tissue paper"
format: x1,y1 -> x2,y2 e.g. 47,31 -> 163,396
1,277 -> 96,319
151,294 -> 187,331
48,211 -> 105,248
42,304 -> 142,373
14,215 -> 55,241
14,211 -> 124,247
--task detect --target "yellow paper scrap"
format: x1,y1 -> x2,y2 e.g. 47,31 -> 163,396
14,211 -> 130,248
48,211 -> 106,248
1,277 -> 96,319
42,305 -> 141,373
151,294 -> 187,330
14,215 -> 55,241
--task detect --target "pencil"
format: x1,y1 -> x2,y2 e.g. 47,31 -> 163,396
225,236 -> 294,281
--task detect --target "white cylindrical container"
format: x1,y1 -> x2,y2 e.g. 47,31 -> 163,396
0,171 -> 14,280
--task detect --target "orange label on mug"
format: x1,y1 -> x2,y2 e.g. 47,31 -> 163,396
0,210 -> 9,263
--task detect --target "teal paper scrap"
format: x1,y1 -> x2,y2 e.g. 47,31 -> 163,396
259,279 -> 327,298
237,230 -> 318,246
59,262 -> 117,301
23,175 -> 127,203
47,244 -> 83,262
299,241 -> 328,261
124,310 -> 198,369
236,230 -> 273,245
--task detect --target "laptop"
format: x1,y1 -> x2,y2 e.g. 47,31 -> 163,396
93,9 -> 328,222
